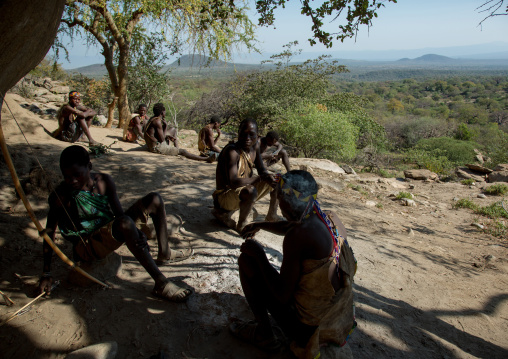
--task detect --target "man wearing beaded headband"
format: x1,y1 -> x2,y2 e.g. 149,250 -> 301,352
230,170 -> 357,357
52,90 -> 99,146
213,118 -> 279,232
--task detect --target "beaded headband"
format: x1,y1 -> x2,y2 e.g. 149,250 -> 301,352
69,91 -> 80,98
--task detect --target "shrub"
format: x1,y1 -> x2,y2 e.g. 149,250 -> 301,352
279,104 -> 358,161
404,147 -> 455,175
484,184 -> 508,196
416,137 -> 479,165
396,192 -> 413,200
453,198 -> 477,210
461,179 -> 475,185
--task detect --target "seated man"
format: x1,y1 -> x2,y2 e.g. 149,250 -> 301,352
144,103 -> 212,162
52,91 -> 99,146
125,104 -> 148,142
213,118 -> 278,232
38,145 -> 193,302
198,115 -> 223,161
231,170 -> 357,358
259,131 -> 290,172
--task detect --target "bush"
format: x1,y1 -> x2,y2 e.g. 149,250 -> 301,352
396,192 -> 413,200
404,147 -> 455,175
461,179 -> 475,185
279,104 -> 358,161
484,184 -> 508,196
415,137 -> 479,165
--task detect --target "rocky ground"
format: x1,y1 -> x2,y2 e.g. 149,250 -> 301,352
0,93 -> 507,359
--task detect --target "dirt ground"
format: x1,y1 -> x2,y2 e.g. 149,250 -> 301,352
0,93 -> 507,359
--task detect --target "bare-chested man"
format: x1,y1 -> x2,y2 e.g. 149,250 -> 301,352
125,104 -> 148,142
198,115 -> 223,161
230,170 -> 357,356
52,91 -> 98,145
212,118 -> 279,232
259,131 -> 291,172
144,103 -> 213,162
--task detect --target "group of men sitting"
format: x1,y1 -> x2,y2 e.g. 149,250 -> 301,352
44,92 -> 356,358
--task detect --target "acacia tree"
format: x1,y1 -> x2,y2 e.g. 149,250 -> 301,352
59,0 -> 256,130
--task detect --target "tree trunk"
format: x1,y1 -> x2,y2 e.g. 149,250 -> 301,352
105,97 -> 118,128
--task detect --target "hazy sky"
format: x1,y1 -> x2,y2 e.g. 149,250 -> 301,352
61,0 -> 508,68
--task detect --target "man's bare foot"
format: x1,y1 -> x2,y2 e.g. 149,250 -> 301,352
89,140 -> 100,146
212,208 -> 237,229
265,214 -> 281,222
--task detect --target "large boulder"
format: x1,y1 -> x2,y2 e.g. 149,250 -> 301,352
50,85 -> 70,94
404,169 -> 438,181
488,171 -> 508,183
465,163 -> 492,174
493,164 -> 508,172
291,158 -> 346,175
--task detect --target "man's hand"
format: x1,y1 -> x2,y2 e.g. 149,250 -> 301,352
38,275 -> 54,295
260,172 -> 275,187
241,223 -> 261,239
240,238 -> 265,259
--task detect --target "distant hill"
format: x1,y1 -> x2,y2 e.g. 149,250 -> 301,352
398,54 -> 454,63
67,63 -> 106,78
169,54 -> 225,67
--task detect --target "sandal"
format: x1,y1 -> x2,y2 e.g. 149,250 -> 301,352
229,319 -> 281,352
156,248 -> 194,265
153,280 -> 192,302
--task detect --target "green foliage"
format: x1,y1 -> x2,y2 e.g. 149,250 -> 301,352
256,0 -> 397,46
30,57 -> 68,81
455,123 -> 478,141
484,184 -> 508,196
128,37 -> 172,111
395,192 -> 413,200
88,141 -> 117,157
279,103 -> 358,160
475,202 -> 508,219
377,168 -> 396,178
461,179 -> 476,185
384,116 -> 453,149
453,198 -> 476,210
232,51 -> 348,128
68,74 -> 112,115
416,137 -> 479,164
404,147 -> 455,175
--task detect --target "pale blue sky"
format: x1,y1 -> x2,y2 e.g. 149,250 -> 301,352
61,0 -> 508,68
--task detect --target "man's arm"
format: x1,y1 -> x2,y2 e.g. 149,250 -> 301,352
226,148 -> 259,188
76,104 -> 97,118
253,142 -> 273,183
101,174 -> 124,217
241,220 -> 295,238
205,127 -> 221,152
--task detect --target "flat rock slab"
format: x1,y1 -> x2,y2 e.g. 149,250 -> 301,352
465,163 -> 493,174
65,341 -> 118,359
291,158 -> 346,175
68,252 -> 122,287
404,169 -> 438,181
456,167 -> 486,182
493,164 -> 508,172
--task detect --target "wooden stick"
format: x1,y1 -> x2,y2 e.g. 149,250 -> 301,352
0,281 -> 60,327
0,290 -> 14,306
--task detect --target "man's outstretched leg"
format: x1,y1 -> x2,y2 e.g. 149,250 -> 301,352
112,214 -> 191,302
77,117 -> 98,145
125,192 -> 193,265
